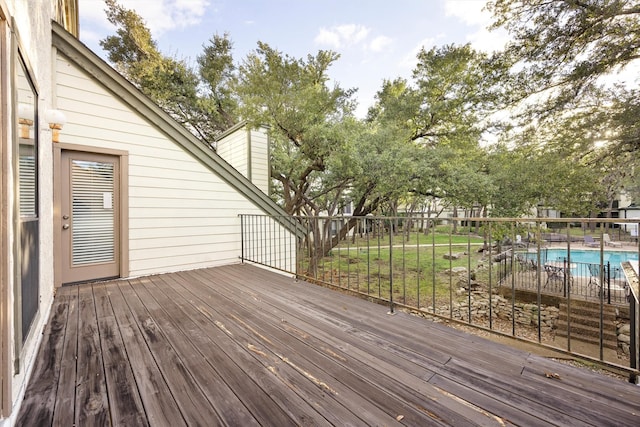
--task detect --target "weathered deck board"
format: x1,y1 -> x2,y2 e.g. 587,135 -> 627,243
107,281 -> 187,426
169,270 -> 407,426
14,287 -> 69,426
118,278 -> 225,427
75,284 -> 110,426
52,285 -> 79,427
16,264 -> 640,426
93,283 -> 148,427
130,275 -> 294,426
188,268 -> 496,426
177,269 -> 461,426
145,273 -> 349,426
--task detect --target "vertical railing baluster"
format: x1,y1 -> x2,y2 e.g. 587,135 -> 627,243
417,220 -> 421,310
599,232 -> 605,361
366,218 -> 371,295
488,222 -> 493,331
607,261 -> 611,305
633,223 -> 640,381
432,219 -> 436,314
467,223 -> 472,324
377,219 -> 382,298
448,223 -> 453,319
389,220 -> 394,314
511,221 -> 516,336
402,217 -> 406,305
536,221 -> 542,344
239,215 -> 245,263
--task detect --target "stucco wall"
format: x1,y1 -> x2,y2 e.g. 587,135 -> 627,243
2,0 -> 56,424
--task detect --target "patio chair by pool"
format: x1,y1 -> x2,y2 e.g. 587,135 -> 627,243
544,264 -> 565,289
603,233 -> 622,247
583,235 -> 599,248
587,263 -> 601,291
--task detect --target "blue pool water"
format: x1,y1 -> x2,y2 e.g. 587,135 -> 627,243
542,249 -> 638,265
521,248 -> 638,278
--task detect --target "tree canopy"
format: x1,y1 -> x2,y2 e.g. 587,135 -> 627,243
101,0 -> 238,145
96,0 -> 635,225
488,0 -> 640,155
235,42 -> 356,216
488,0 -> 640,107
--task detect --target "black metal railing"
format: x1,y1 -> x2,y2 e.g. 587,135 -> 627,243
239,215 -> 640,380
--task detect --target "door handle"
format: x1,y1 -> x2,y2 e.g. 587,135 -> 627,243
62,224 -> 70,230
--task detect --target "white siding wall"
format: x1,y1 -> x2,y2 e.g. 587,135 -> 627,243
216,129 -> 248,177
217,125 -> 270,195
249,128 -> 269,195
55,54 -> 271,277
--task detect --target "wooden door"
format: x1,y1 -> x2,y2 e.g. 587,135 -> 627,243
61,151 -> 120,284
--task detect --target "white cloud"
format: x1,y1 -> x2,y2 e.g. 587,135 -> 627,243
314,24 -> 370,49
368,35 -> 393,53
443,0 -> 490,26
79,0 -> 210,35
465,27 -> 509,53
79,0 -> 111,27
315,28 -> 342,49
399,37 -> 437,72
443,0 -> 508,52
167,0 -> 210,29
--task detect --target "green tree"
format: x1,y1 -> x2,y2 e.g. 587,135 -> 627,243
488,0 -> 640,152
365,45 -> 507,225
197,33 -> 238,134
100,0 -> 237,144
410,44 -> 505,147
489,0 -> 640,103
236,42 -> 356,216
489,123 -> 604,218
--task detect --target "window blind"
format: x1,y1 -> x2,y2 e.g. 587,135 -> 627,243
71,160 -> 115,265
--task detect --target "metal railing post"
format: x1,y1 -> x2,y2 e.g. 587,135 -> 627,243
607,261 -> 611,305
630,296 -> 638,383
239,214 -> 244,263
388,221 -> 394,314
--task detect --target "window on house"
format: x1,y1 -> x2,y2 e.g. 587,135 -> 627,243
17,54 -> 37,218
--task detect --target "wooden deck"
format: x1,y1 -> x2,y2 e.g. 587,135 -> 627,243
16,264 -> 640,426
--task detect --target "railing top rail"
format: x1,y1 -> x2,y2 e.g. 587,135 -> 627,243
238,214 -> 640,225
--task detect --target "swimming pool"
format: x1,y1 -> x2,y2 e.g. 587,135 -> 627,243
521,248 -> 638,277
543,249 -> 638,265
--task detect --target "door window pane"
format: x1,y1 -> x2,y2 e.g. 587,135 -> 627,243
71,160 -> 115,265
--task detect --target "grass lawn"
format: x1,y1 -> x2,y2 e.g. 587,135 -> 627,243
303,231 -> 493,308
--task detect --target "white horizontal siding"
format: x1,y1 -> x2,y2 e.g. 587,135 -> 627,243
250,129 -> 270,194
216,130 -> 248,176
55,54 -> 283,277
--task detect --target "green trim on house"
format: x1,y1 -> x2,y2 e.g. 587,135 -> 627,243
51,22 -> 302,236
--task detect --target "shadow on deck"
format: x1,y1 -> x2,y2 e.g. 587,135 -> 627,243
16,264 -> 640,426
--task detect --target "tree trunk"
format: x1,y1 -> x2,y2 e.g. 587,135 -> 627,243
452,206 -> 458,234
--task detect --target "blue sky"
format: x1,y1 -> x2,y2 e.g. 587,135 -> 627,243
79,0 -> 508,117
